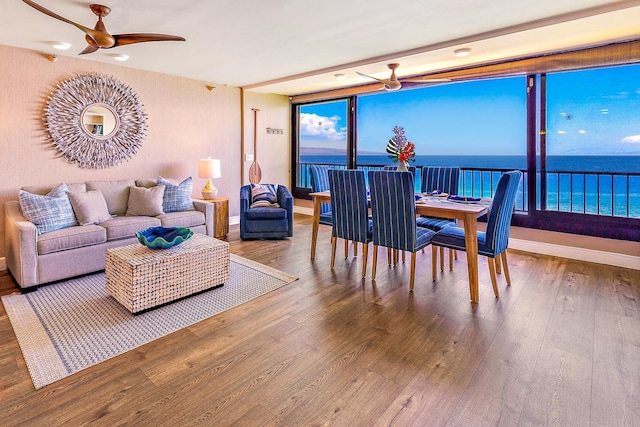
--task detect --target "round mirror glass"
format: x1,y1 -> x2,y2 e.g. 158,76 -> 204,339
81,104 -> 119,138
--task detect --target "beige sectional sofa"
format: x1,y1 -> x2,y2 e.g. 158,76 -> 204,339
4,178 -> 214,291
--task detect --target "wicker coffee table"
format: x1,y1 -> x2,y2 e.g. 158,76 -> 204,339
105,233 -> 229,314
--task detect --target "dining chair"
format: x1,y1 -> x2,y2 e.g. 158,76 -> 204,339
328,169 -> 372,278
431,170 -> 522,297
383,164 -> 417,178
417,166 -> 461,271
309,165 -> 333,226
368,170 -> 435,290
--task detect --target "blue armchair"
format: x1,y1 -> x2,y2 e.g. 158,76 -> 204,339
240,184 -> 293,240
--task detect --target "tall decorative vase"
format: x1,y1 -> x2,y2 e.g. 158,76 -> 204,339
397,161 -> 409,172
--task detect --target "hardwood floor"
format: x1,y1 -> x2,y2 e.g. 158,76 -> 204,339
1,214 -> 639,426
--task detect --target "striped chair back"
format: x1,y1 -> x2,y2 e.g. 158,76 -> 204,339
421,167 -> 460,195
309,165 -> 331,214
383,165 -> 417,178
328,170 -> 371,243
368,170 -> 417,252
484,171 -> 522,255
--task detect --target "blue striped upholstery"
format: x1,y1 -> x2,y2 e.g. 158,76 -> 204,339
432,171 -> 521,257
309,165 -> 332,225
328,170 -> 372,277
328,170 -> 371,244
416,166 -> 461,231
383,165 -> 417,178
368,171 -> 435,288
431,171 -> 522,296
420,167 -> 460,194
369,171 -> 434,252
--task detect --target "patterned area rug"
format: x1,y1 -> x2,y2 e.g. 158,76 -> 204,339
2,254 -> 297,389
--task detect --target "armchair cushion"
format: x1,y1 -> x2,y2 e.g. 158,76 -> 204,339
245,207 -> 287,220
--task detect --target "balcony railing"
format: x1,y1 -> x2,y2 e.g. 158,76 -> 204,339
297,162 -> 640,219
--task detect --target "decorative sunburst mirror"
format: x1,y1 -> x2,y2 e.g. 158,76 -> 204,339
44,73 -> 147,168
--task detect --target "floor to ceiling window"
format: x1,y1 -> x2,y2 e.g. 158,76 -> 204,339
541,65 -> 640,219
291,51 -> 640,241
293,99 -> 351,196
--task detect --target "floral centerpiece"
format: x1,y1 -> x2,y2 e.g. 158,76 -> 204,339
386,126 -> 415,170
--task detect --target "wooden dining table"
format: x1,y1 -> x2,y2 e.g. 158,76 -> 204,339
309,190 -> 490,303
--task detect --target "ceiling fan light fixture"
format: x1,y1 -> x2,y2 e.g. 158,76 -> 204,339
454,48 -> 472,57
113,53 -> 129,62
52,41 -> 71,50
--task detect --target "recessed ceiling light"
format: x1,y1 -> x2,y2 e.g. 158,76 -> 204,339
334,73 -> 347,80
52,41 -> 71,50
113,54 -> 129,62
454,48 -> 472,57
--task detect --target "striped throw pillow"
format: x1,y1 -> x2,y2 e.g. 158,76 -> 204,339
19,183 -> 78,234
157,176 -> 194,213
250,184 -> 279,208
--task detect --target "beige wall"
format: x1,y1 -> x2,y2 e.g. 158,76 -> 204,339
0,44 -> 290,258
241,91 -> 291,187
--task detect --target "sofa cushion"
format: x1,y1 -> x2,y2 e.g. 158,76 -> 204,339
245,206 -> 287,220
157,176 -> 194,213
19,183 -> 78,235
125,185 -> 165,216
22,182 -> 86,195
157,210 -> 206,228
100,216 -> 161,241
68,190 -> 112,225
38,225 -> 107,255
250,184 -> 279,208
86,179 -> 136,216
135,178 -> 159,188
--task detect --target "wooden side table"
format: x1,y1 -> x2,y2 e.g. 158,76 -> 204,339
197,197 -> 229,239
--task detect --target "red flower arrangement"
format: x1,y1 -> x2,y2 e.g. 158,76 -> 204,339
386,126 -> 416,164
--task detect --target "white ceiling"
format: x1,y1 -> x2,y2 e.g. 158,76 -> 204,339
2,0 -> 640,96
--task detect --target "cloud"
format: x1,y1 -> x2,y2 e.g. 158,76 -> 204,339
299,113 -> 346,141
621,135 -> 640,143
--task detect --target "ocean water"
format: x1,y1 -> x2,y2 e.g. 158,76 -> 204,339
299,154 -> 640,218
300,154 -> 640,173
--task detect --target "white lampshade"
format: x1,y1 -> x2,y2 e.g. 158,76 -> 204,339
198,158 -> 221,179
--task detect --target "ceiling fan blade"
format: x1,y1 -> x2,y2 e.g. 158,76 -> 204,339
79,40 -> 99,55
22,0 -> 113,47
355,71 -> 389,84
113,34 -> 186,47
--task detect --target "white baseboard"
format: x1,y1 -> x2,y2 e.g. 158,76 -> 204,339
229,215 -> 240,226
294,207 -> 639,270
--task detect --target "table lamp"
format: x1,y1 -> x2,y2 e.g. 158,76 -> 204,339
198,158 -> 221,199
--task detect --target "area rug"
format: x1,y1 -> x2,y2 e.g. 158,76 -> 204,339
1,254 -> 298,389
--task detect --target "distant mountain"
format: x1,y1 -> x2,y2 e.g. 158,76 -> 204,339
300,147 -> 383,155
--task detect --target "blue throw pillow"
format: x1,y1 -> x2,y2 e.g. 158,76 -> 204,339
19,183 -> 78,234
250,184 -> 279,208
157,176 -> 194,213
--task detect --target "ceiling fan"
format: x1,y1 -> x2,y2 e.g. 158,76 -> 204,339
22,0 -> 186,55
356,63 -> 451,92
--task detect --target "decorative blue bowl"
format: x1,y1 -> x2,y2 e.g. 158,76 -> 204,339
135,226 -> 193,249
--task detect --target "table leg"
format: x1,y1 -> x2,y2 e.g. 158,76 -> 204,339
463,215 -> 480,303
311,197 -> 321,259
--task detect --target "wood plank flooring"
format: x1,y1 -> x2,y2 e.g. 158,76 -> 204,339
1,214 -> 639,426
